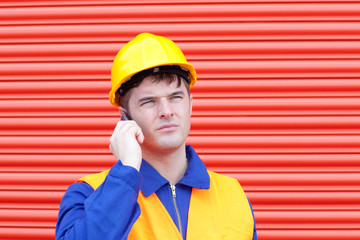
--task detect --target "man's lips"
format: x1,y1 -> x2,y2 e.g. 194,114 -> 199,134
157,124 -> 178,132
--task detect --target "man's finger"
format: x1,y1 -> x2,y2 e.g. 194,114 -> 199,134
135,128 -> 145,144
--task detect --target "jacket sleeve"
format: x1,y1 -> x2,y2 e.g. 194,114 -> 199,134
55,161 -> 143,240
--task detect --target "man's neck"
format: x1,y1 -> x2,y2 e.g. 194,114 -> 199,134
141,145 -> 188,185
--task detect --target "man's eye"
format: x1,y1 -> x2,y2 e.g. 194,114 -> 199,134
171,95 -> 183,100
141,100 -> 154,106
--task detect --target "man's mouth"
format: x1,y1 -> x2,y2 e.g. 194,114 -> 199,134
157,124 -> 178,132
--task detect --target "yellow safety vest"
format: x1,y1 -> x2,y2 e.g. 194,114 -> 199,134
78,170 -> 254,240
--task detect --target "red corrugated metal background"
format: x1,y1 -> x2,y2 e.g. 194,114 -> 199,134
1,1 -> 360,239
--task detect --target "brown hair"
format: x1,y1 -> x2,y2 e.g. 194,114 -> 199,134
115,73 -> 190,113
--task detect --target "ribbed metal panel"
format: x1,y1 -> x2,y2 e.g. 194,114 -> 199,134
1,1 -> 360,239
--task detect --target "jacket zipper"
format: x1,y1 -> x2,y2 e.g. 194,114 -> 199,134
170,184 -> 183,237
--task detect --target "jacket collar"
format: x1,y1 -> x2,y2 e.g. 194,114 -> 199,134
140,145 -> 210,197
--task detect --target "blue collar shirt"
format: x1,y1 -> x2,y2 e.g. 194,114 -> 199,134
139,145 -> 257,240
140,145 -> 210,239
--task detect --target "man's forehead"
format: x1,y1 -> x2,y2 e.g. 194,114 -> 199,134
132,77 -> 186,96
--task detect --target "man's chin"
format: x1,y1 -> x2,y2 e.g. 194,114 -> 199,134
159,142 -> 183,152
146,139 -> 184,153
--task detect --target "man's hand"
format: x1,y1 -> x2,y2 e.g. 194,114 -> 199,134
109,120 -> 145,171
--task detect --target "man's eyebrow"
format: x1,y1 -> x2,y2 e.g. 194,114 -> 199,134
170,90 -> 185,96
138,96 -> 155,103
138,90 -> 186,103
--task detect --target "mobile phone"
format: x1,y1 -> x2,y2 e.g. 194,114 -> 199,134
119,107 -> 131,121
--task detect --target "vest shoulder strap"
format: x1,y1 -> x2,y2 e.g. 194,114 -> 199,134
76,169 -> 110,190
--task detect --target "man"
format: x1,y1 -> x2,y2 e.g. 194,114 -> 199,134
56,33 -> 257,240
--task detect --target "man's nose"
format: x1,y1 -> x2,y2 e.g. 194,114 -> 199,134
158,99 -> 173,119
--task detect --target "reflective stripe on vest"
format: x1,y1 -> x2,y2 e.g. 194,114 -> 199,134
77,170 -> 254,240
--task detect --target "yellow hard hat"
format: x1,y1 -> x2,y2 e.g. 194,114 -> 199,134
109,33 -> 197,107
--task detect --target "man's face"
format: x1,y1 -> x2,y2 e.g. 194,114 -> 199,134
127,77 -> 193,153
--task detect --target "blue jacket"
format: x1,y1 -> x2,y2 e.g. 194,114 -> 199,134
56,145 -> 257,239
